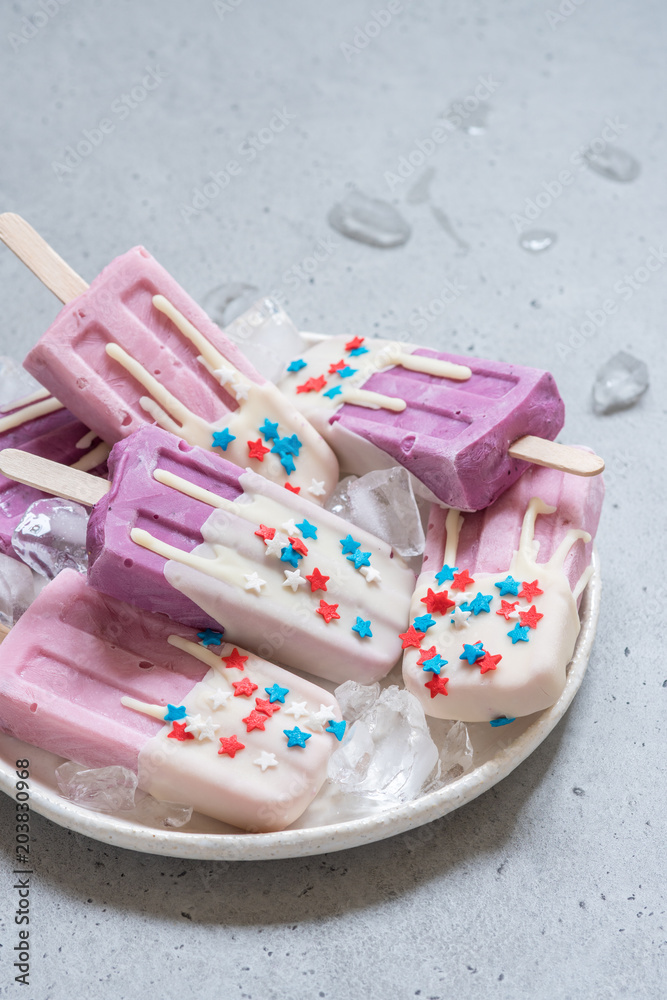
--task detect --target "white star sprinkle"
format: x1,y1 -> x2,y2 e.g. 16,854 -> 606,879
307,704 -> 336,731
185,714 -> 219,741
282,568 -> 307,592
214,367 -> 236,386
207,688 -> 232,710
253,751 -> 278,772
232,380 -> 250,401
450,607 -> 472,629
283,700 -> 310,720
360,565 -> 382,584
264,532 -> 289,557
244,572 -> 266,593
308,479 -> 326,497
281,518 -> 298,535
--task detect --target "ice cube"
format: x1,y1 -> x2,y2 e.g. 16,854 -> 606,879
55,762 -> 138,812
422,718 -> 474,791
202,282 -> 260,327
223,297 -> 306,382
328,189 -> 411,248
592,351 -> 649,414
133,792 -> 194,828
325,467 -> 425,558
0,552 -> 45,626
334,679 -> 381,723
12,498 -> 89,578
0,356 -> 41,411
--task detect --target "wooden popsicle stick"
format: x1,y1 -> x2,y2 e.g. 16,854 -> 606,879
509,436 -> 605,476
0,449 -> 109,506
0,213 -> 89,304
0,623 -> 10,644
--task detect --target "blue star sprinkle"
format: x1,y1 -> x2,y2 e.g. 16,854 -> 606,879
352,617 -> 373,638
460,642 -> 485,665
287,359 -> 307,372
490,717 -> 516,727
197,628 -> 225,647
259,419 -> 279,441
279,452 -> 296,475
468,592 -> 494,615
265,684 -> 289,704
495,575 -> 521,597
422,653 -> 448,674
212,428 -> 236,451
507,624 -> 531,644
348,346 -> 369,356
337,366 -> 357,378
284,726 -> 311,749
340,534 -> 361,555
323,386 -> 343,399
164,704 -> 187,721
326,720 -> 347,741
280,545 -> 303,567
296,519 -> 318,540
272,434 -> 302,456
413,614 -> 436,633
347,549 -> 371,569
435,564 -> 459,586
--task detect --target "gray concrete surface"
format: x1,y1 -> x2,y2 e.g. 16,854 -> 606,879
0,1 -> 665,997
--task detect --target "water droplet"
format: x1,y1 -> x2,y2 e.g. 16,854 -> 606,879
202,282 -> 260,326
430,205 -> 469,252
519,230 -> 557,253
328,189 -> 411,248
584,146 -> 640,183
406,167 -> 436,205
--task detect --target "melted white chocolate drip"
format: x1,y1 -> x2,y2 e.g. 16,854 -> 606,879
0,394 -> 64,433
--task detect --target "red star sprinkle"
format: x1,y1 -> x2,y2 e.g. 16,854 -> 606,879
451,569 -> 475,591
399,625 -> 423,649
168,721 -> 195,741
328,359 -> 346,374
242,710 -> 268,733
305,567 -> 329,592
232,677 -> 258,698
296,376 -> 327,394
255,697 -> 281,717
345,336 -> 365,351
519,580 -> 544,601
478,651 -> 503,674
285,483 -> 301,494
424,674 -> 449,698
496,600 -> 520,621
247,438 -> 270,461
416,645 -> 438,667
316,600 -> 341,623
255,524 -> 276,542
288,536 -> 309,557
519,605 -> 544,629
218,735 -> 245,758
222,647 -> 248,671
420,587 -> 456,614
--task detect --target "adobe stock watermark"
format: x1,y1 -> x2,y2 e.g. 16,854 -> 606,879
179,107 -> 296,223
384,76 -> 501,192
8,0 -> 71,52
340,1 -> 404,62
405,278 -> 467,338
511,117 -> 628,233
545,0 -> 587,31
51,66 -> 168,179
213,0 -> 245,18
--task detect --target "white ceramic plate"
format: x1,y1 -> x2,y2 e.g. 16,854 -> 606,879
0,552 -> 600,861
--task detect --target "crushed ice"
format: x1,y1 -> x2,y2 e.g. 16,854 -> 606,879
592,350 -> 649,414
12,498 -> 89,578
55,761 -> 193,826
325,467 -> 425,558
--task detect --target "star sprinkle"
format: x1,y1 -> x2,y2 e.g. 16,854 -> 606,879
399,625 -> 424,649
218,735 -> 245,758
328,359 -> 346,374
296,375 -> 327,393
348,346 -> 369,356
308,479 -> 327,497
185,715 -> 219,741
243,710 -> 268,733
316,600 -> 340,623
450,607 -> 472,629
288,536 -> 309,556
243,572 -> 266,593
323,386 -> 343,399
283,568 -> 308,592
212,428 -> 236,451
284,701 -> 310,720
285,483 -> 301,494
326,720 -> 347,741
254,524 -> 276,543
207,688 -> 232,710
345,336 -> 366,351
478,651 -> 502,674
416,645 -> 437,667
296,519 -> 318,540
259,419 -> 279,441
168,721 -> 195,741
352,617 -> 373,638
420,588 -> 456,615
255,697 -> 281,718
280,433 -> 302,456
451,569 -> 475,591
287,359 -> 307,372
232,381 -> 249,401
460,642 -> 485,665
280,544 -> 303,567
496,600 -> 520,621
495,575 -> 521,597
265,684 -> 289,704
347,549 -> 371,570
279,452 -> 296,474
339,534 -> 361,555
308,704 -> 338,731
284,726 -> 311,748
337,366 -> 357,378
214,366 -> 235,387
164,704 -> 187,721
360,565 -> 382,584
435,564 -> 459,586
507,624 -> 531,644
519,605 -> 544,629
197,628 -> 224,647
282,517 -> 298,534
467,592 -> 493,615
490,717 -> 516,728
413,614 -> 436,633
232,677 -> 258,697
421,653 -> 448,675
221,648 -> 248,671
253,751 -> 278,771
519,580 -> 544,601
264,532 -> 288,557
306,567 -> 329,592
247,438 -> 270,461
425,674 -> 449,698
